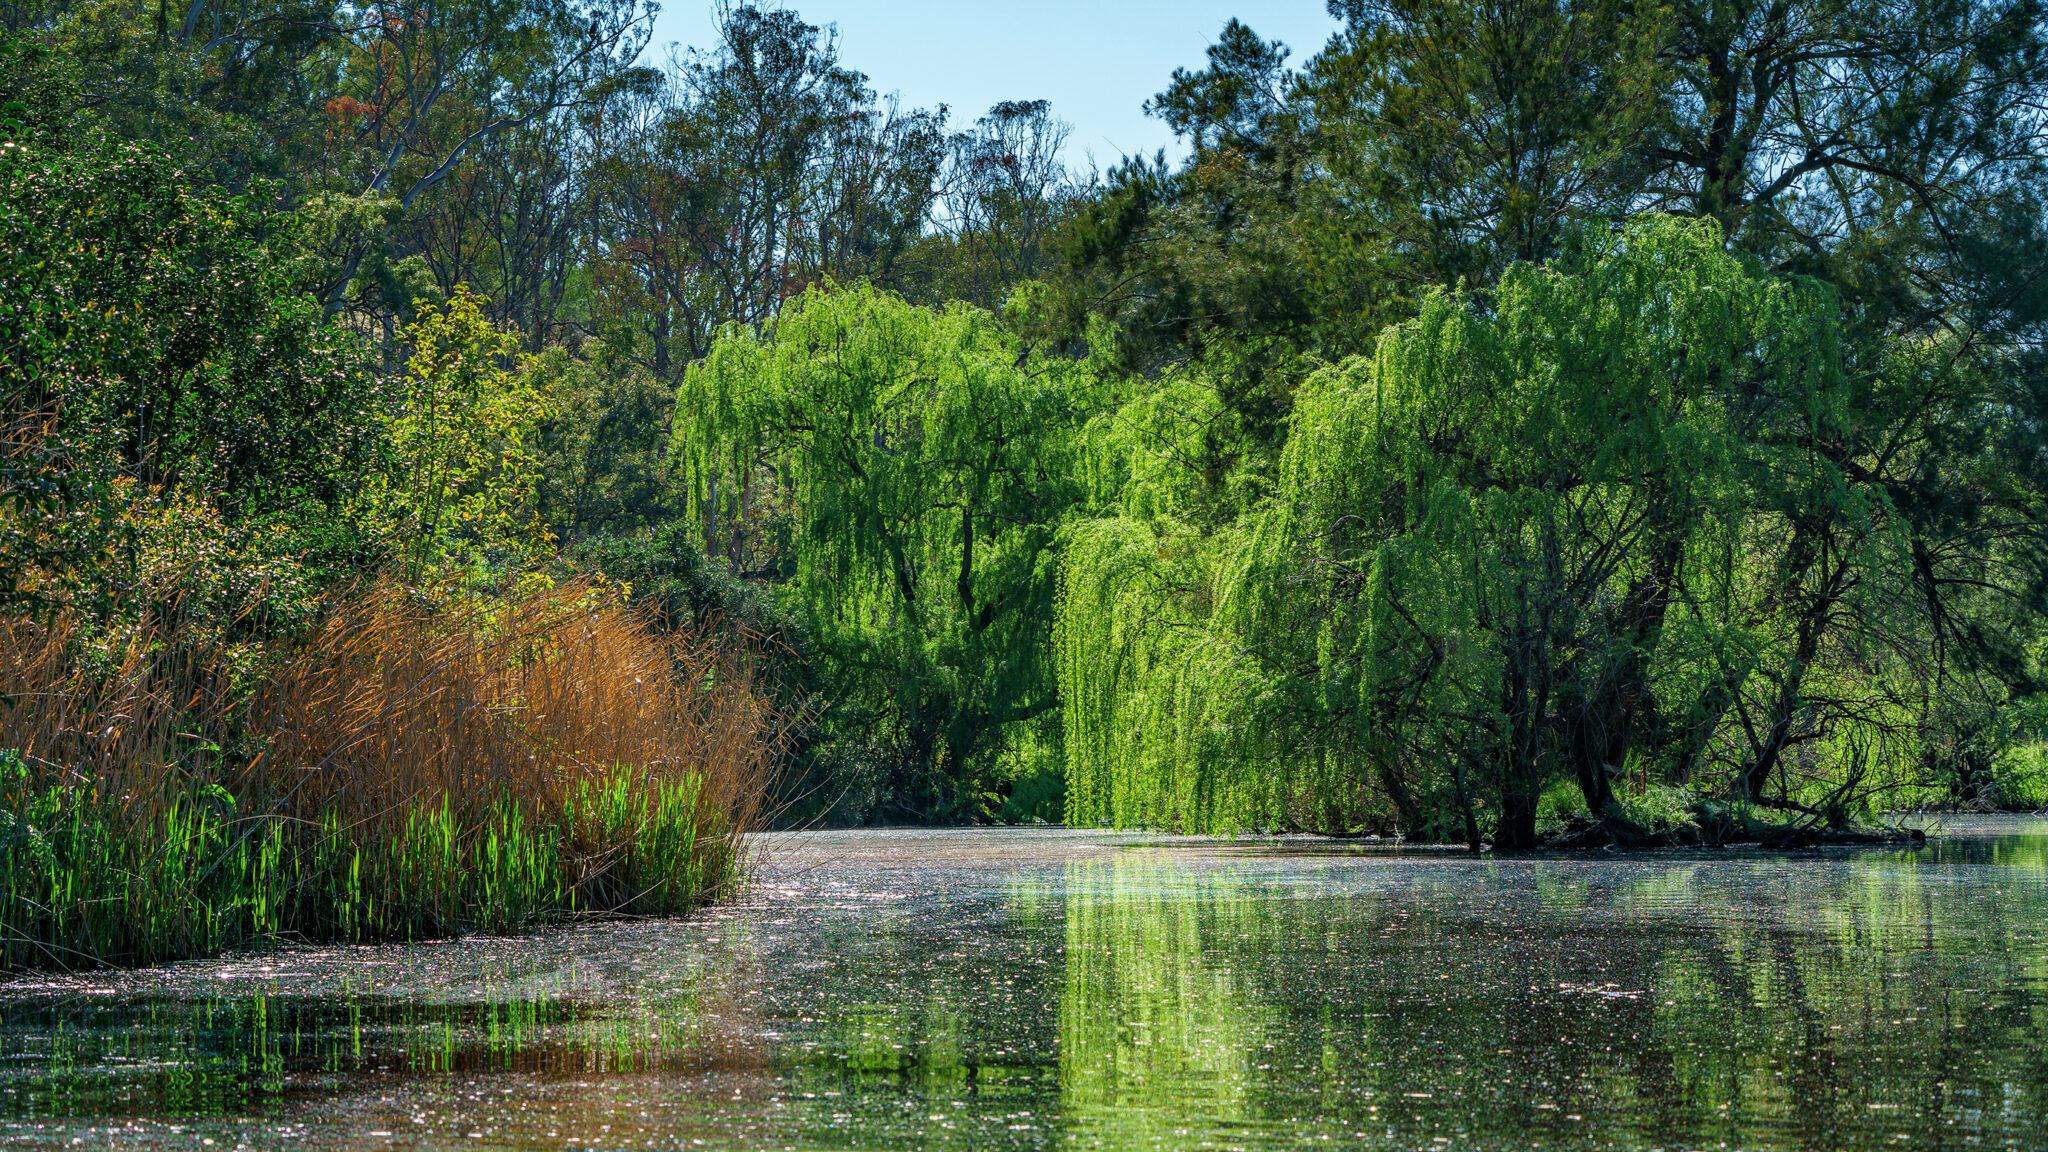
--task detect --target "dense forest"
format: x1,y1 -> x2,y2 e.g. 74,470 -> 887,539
4,0 -> 2047,958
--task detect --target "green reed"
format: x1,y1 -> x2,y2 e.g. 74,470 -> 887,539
0,753 -> 736,970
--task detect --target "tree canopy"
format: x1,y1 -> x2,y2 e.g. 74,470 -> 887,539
1061,217 -> 2037,838
678,285 -> 1103,818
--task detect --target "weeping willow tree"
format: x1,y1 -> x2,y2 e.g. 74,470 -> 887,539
1061,217 -> 1942,842
677,283 -> 1102,819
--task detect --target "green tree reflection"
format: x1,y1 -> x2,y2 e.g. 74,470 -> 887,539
1059,840 -> 2048,1150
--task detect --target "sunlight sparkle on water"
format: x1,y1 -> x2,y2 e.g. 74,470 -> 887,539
0,819 -> 2040,1150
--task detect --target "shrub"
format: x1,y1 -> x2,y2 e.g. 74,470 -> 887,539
1992,745 -> 2048,811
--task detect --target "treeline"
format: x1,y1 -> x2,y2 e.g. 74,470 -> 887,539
23,0 -> 1078,361
679,0 -> 2048,836
6,0 -> 2048,861
1050,0 -> 2048,839
11,0 -> 1088,829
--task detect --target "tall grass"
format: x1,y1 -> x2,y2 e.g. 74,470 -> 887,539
0,579 -> 781,969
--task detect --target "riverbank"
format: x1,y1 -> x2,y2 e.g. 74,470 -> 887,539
0,580 -> 780,971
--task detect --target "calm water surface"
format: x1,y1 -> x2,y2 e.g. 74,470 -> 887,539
0,819 -> 2043,1150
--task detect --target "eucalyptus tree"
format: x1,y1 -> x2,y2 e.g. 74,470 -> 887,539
585,6 -> 946,379
1062,3 -> 1662,446
20,0 -> 653,333
398,107 -> 586,350
665,5 -> 855,335
802,90 -> 949,291
918,99 -> 1084,309
677,284 -> 1102,819
582,64 -> 719,380
302,0 -> 652,319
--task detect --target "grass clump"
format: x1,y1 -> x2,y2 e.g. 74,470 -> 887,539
0,579 -> 781,970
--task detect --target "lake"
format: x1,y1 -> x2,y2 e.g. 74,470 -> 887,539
0,818 -> 2041,1149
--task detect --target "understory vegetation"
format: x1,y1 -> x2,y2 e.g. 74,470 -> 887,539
5,0 -> 2048,936
0,33 -> 785,968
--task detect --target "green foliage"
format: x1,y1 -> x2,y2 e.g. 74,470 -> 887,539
1989,745 -> 2048,811
679,283 -> 1103,819
0,33 -> 78,136
0,108 -> 379,608
568,521 -> 787,638
1061,218 -> 1943,841
533,335 -> 684,541
0,762 -> 727,969
581,6 -> 953,376
355,289 -> 555,578
1062,0 -> 2048,465
900,99 -> 1084,310
0,24 -> 774,971
10,0 -> 2048,842
1049,4 -> 2048,833
1613,784 -> 1702,836
999,755 -> 1067,825
33,0 -> 655,319
81,490 -> 328,704
986,711 -> 1066,824
1057,516 -> 1279,831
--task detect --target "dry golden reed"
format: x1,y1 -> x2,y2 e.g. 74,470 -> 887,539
0,577 -> 782,969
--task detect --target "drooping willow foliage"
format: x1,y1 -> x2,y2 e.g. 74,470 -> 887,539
1060,218 -> 1947,840
678,283 -> 1103,816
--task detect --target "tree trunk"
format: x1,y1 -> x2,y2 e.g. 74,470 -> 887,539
1740,662 -> 1807,803
1495,786 -> 1539,851
1568,532 -> 1683,813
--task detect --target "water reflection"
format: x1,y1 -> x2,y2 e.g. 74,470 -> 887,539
0,822 -> 2037,1149
1056,826 -> 2048,1150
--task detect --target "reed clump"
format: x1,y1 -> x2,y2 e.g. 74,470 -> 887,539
0,579 -> 780,970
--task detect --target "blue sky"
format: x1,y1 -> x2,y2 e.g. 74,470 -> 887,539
644,2 -> 1342,169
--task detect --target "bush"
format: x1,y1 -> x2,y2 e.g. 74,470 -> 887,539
1992,745 -> 2048,811
569,522 -> 790,639
1533,778 -> 1587,839
0,117 -> 380,613
1615,784 -> 1702,835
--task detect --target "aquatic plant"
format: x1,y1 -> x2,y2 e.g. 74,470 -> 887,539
0,578 -> 780,969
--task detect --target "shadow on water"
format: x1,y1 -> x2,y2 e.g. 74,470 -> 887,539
0,820 -> 2040,1149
